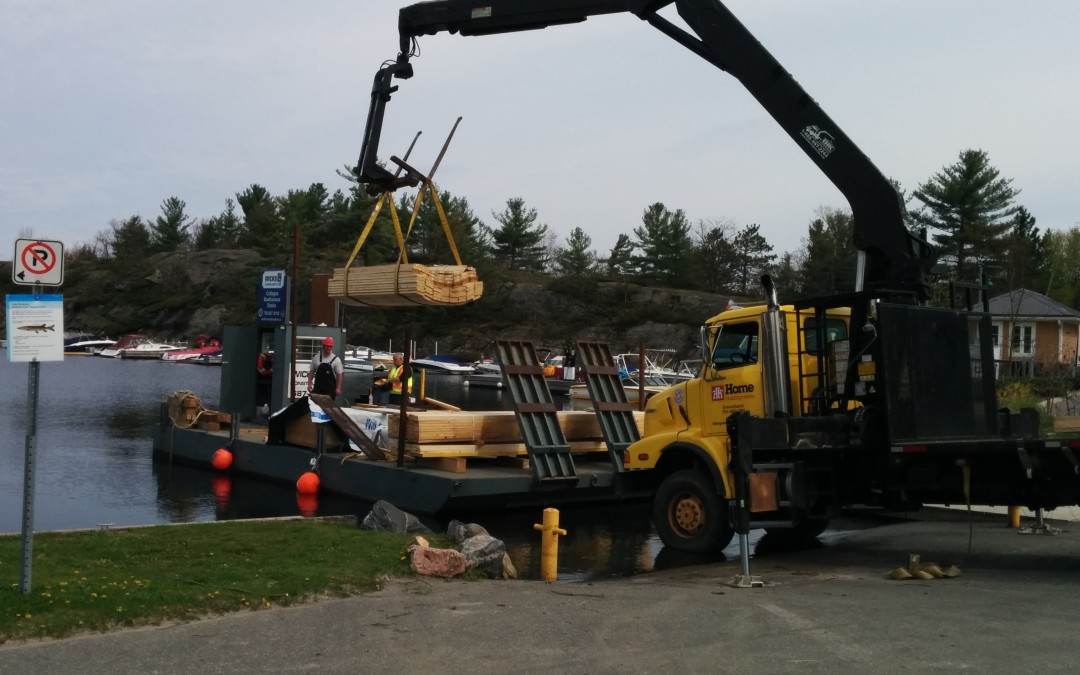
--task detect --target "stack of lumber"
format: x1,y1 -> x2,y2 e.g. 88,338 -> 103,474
328,264 -> 483,307
387,409 -> 645,458
1053,416 -> 1080,434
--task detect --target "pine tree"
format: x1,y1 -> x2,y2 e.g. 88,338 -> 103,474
149,196 -> 193,252
554,227 -> 596,277
730,224 -> 776,295
489,197 -> 548,271
800,207 -> 856,296
605,234 -> 635,279
909,149 -> 1020,281
632,202 -> 692,287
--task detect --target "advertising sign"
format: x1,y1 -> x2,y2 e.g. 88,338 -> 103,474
258,270 -> 288,326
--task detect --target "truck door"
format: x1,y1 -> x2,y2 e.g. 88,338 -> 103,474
700,320 -> 764,437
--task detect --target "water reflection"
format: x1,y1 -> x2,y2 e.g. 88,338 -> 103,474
151,461 -> 367,524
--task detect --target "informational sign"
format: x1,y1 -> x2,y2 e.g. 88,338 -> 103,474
6,294 -> 64,362
257,269 -> 288,326
12,239 -> 64,286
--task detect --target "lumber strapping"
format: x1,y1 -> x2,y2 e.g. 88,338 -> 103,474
387,409 -> 645,444
400,440 -> 612,458
328,264 -> 483,307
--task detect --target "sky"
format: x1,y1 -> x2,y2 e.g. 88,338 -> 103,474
3,0 -> 1079,262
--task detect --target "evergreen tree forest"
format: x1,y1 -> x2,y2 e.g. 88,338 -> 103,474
9,148 -> 1078,353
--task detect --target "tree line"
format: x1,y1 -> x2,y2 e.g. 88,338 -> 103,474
67,148 -> 1080,308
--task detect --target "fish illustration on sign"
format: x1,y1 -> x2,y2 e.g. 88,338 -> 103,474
18,324 -> 55,333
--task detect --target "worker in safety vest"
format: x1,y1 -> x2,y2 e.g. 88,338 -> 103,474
387,352 -> 413,405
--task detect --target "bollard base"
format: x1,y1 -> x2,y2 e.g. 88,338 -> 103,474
726,574 -> 765,588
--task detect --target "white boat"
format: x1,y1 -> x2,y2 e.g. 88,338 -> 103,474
409,354 -> 475,373
343,357 -> 377,373
568,372 -> 670,408
98,334 -> 150,358
347,345 -> 394,369
64,337 -> 115,356
120,340 -> 186,359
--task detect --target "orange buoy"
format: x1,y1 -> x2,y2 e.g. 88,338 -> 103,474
211,448 -> 233,471
296,493 -> 319,517
296,471 -> 320,495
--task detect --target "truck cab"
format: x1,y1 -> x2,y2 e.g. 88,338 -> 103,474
623,298 -> 850,551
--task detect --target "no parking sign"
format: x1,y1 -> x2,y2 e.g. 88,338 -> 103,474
13,239 -> 64,286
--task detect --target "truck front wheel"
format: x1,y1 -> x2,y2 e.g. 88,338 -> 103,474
653,469 -> 734,553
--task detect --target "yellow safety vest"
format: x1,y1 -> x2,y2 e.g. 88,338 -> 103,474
389,365 -> 413,395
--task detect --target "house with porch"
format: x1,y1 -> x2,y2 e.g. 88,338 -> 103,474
987,289 -> 1080,376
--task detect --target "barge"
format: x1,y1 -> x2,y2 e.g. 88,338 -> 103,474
152,329 -> 649,515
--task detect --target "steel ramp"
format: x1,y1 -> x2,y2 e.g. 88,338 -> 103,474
495,340 -> 577,483
576,341 -> 642,471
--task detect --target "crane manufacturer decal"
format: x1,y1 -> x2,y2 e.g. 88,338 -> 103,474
800,124 -> 836,158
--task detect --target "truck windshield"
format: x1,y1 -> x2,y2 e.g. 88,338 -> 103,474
711,321 -> 758,369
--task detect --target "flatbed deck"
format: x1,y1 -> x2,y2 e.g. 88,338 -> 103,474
152,422 -> 646,515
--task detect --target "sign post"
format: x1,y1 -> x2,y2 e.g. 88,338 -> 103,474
9,238 -> 65,594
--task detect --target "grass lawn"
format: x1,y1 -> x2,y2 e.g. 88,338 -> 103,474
0,519 -> 425,643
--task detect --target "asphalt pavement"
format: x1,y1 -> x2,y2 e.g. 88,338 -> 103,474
3,511 -> 1080,674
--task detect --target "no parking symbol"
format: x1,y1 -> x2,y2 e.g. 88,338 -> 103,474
13,239 -> 64,286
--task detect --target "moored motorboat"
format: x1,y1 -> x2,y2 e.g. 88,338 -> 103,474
410,354 -> 475,373
161,335 -> 223,362
119,339 -> 186,359
64,335 -> 116,355
98,334 -> 150,358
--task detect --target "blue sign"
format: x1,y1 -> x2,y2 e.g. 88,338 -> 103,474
257,270 -> 288,326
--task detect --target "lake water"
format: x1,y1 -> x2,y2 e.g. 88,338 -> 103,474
1,356 -> 729,580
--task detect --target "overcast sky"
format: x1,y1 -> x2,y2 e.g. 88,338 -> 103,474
3,1 -> 1079,261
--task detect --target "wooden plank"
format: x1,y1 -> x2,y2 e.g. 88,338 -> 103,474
386,409 -> 644,444
1053,416 -> 1080,433
415,457 -> 467,473
397,439 -> 612,458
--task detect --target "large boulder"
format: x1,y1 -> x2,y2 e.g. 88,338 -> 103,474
460,534 -> 507,579
359,500 -> 434,534
446,519 -> 490,544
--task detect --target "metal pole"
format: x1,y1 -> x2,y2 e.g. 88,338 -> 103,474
19,358 -> 40,594
289,221 -> 299,402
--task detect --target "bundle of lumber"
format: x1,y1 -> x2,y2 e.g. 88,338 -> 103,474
328,264 -> 483,307
387,409 -> 645,458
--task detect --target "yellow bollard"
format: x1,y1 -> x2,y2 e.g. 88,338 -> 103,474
533,507 -> 568,582
1007,505 -> 1021,528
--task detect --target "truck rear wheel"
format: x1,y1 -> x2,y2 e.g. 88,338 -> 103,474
653,469 -> 734,553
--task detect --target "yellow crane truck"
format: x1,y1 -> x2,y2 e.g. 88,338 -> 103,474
357,0 -> 1080,553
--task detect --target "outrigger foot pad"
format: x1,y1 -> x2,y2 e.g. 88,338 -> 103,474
726,574 -> 765,588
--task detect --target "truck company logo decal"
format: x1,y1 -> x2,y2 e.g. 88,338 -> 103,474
713,383 -> 755,401
801,124 -> 836,158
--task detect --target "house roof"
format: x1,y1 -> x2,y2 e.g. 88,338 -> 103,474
987,289 -> 1080,319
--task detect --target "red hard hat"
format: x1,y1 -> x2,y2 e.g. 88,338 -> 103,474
323,336 -> 334,347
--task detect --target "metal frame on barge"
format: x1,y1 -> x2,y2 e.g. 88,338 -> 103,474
151,334 -> 651,515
